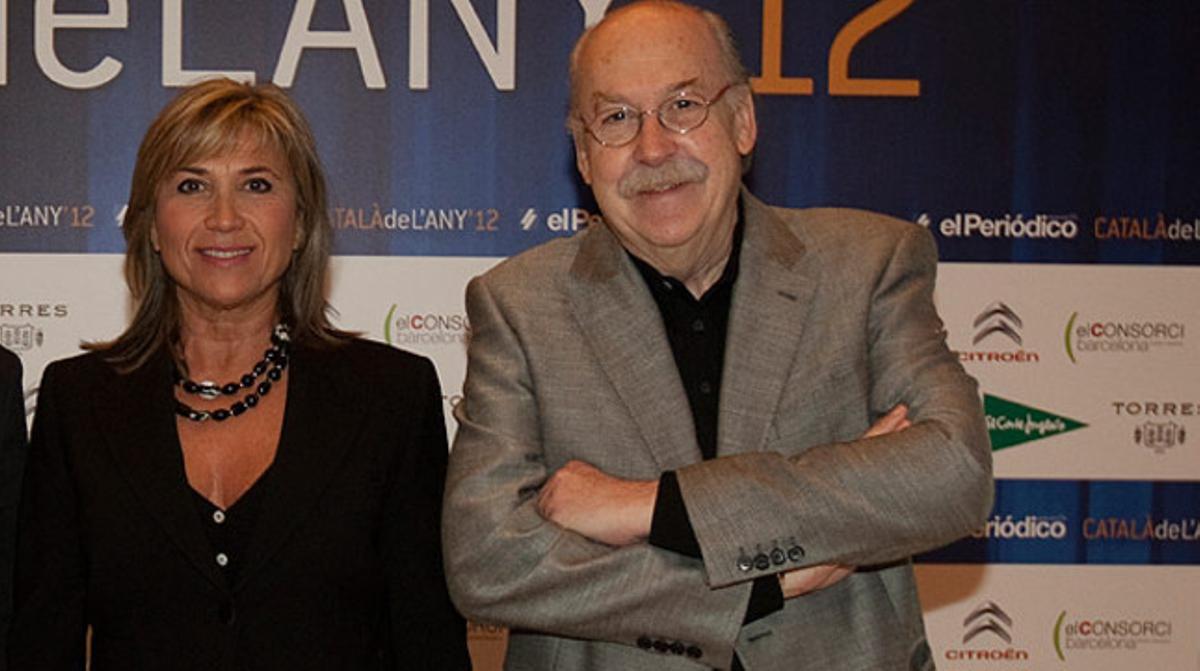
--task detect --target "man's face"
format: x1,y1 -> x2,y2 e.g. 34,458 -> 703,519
573,6 -> 756,275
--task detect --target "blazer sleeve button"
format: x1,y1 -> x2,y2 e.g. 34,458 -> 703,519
737,554 -> 754,572
669,641 -> 685,655
652,639 -> 669,653
787,544 -> 805,562
686,645 -> 703,659
753,553 -> 770,571
770,547 -> 786,565
637,636 -> 653,650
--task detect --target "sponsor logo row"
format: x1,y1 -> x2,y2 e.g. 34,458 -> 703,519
5,204 -> 1198,241
984,393 -> 1190,456
957,301 -> 1187,366
0,301 -> 473,353
0,303 -> 68,352
0,202 -> 602,236
943,600 -> 1178,666
919,478 -> 1200,565
4,301 -> 1191,455
970,513 -> 1200,543
919,211 -> 1200,243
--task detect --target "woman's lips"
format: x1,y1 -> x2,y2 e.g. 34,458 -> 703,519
198,246 -> 253,261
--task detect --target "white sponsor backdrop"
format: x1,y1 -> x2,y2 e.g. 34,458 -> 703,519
0,254 -> 500,433
936,264 -> 1200,481
917,564 -> 1200,671
3,255 -> 1200,669
11,259 -> 1196,483
1,1 -> 1197,667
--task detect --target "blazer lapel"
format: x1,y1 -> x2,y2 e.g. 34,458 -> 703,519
233,342 -> 365,591
719,191 -> 817,456
96,349 -> 226,589
566,224 -> 703,471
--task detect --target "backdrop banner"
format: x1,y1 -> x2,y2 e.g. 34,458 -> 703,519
2,2 -> 1197,669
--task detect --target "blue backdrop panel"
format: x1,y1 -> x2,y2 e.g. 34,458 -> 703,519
2,1 -> 1197,262
920,479 -> 1200,565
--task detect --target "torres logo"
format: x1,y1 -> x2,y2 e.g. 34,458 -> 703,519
0,303 -> 69,318
1,303 -> 67,352
958,302 -> 1039,364
1111,401 -> 1192,455
0,324 -> 44,351
943,601 -> 1029,663
1134,422 -> 1185,455
984,394 -> 1086,450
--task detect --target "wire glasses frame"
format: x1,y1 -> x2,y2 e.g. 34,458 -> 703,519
580,83 -> 737,148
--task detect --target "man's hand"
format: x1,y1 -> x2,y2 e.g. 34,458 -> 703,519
779,564 -> 856,598
863,403 -> 911,438
536,460 -> 658,547
779,403 -> 912,598
535,406 -> 911,559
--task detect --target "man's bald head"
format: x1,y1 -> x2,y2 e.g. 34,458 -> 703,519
567,1 -> 749,131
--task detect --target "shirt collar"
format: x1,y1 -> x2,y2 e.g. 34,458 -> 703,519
627,204 -> 744,302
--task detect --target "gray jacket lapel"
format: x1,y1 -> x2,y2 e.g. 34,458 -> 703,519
566,223 -> 702,471
719,190 -> 817,456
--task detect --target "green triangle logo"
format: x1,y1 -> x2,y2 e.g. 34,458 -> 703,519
984,394 -> 1087,451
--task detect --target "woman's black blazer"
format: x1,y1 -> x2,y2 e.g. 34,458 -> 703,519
9,338 -> 470,670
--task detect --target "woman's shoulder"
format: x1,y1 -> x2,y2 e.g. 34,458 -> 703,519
306,336 -> 436,380
39,350 -> 120,385
0,345 -> 20,378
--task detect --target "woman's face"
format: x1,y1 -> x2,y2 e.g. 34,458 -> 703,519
152,135 -> 300,322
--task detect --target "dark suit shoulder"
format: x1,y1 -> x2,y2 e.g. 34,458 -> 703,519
326,336 -> 432,369
305,337 -> 439,390
0,346 -> 21,381
36,350 -> 120,389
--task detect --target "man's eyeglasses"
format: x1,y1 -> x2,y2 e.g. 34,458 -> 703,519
580,83 -> 736,148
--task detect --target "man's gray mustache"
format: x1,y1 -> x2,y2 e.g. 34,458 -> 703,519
617,158 -> 709,198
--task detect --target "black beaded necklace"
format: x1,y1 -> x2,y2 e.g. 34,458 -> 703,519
174,324 -> 291,422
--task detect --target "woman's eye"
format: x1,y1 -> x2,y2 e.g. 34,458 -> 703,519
176,178 -> 203,194
246,177 -> 273,193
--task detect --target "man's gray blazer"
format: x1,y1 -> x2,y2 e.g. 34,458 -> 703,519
444,191 -> 992,671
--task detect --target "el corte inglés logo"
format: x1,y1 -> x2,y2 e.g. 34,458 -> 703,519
984,394 -> 1087,450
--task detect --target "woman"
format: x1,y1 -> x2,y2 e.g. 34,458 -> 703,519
9,79 -> 471,670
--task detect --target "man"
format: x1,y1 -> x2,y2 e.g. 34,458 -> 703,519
1,346 -> 26,671
443,2 -> 992,669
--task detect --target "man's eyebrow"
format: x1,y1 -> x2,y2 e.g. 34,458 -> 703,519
663,77 -> 701,93
588,77 -> 702,106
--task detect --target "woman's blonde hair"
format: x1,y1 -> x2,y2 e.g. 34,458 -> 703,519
91,78 -> 346,371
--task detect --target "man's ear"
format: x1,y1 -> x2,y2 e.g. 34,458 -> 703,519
573,131 -> 594,185
732,87 -> 758,156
